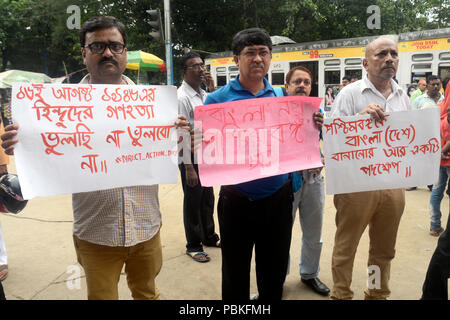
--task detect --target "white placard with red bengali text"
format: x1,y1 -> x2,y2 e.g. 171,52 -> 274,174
11,83 -> 179,199
323,108 -> 441,195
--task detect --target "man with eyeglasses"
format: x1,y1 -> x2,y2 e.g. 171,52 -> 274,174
284,66 -> 330,296
1,16 -> 190,300
204,28 -> 322,300
177,51 -> 220,263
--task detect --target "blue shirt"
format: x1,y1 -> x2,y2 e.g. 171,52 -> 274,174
204,76 -> 289,200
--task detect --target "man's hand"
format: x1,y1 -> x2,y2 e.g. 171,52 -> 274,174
360,103 -> 386,121
175,114 -> 191,146
175,114 -> 190,131
185,164 -> 199,187
313,112 -> 323,131
202,72 -> 215,92
1,123 -> 19,156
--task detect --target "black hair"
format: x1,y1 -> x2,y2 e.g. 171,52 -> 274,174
180,51 -> 202,70
79,16 -> 127,48
342,76 -> 351,82
426,75 -> 440,84
231,28 -> 272,56
407,85 -> 417,97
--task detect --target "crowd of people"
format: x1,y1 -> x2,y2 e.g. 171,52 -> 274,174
0,16 -> 449,301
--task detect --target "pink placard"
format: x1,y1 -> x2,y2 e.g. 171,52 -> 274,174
194,95 -> 323,186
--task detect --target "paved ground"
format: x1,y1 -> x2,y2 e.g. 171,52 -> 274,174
1,157 -> 448,300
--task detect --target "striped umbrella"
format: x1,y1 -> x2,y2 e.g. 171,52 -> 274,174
126,50 -> 166,72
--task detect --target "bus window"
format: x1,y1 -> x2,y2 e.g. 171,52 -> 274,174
412,63 -> 432,71
412,53 -> 433,61
345,69 -> 362,80
217,67 -> 226,73
216,75 -> 227,87
325,70 -> 340,85
411,72 -> 432,83
440,52 -> 450,60
438,64 -> 450,81
345,58 -> 362,65
324,59 -> 340,66
228,66 -> 239,72
271,72 -> 285,85
411,63 -> 432,82
230,74 -> 237,81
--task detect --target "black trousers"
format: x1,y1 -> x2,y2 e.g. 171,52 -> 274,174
421,207 -> 450,300
218,180 -> 293,301
0,281 -> 5,300
179,163 -> 219,252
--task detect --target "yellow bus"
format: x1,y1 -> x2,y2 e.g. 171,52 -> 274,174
205,28 -> 450,112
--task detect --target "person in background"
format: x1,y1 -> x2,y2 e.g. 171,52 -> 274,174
178,51 -> 220,263
407,85 -> 417,98
284,66 -> 329,296
412,75 -> 443,110
428,80 -> 450,237
325,85 -> 335,107
341,76 -> 351,87
421,82 -> 450,299
410,78 -> 427,104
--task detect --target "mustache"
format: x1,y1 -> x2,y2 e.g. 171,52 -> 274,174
98,57 -> 118,67
295,88 -> 306,94
250,62 -> 264,68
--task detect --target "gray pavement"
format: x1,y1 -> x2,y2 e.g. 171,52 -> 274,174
0,157 -> 448,300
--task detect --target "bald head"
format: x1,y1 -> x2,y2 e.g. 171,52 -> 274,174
363,37 -> 399,82
365,37 -> 397,58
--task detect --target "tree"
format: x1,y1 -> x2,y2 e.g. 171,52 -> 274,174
1,0 -> 448,81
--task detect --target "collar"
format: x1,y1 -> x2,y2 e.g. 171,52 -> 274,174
423,92 -> 444,101
181,80 -> 206,99
79,74 -> 135,85
360,75 -> 403,96
230,75 -> 273,95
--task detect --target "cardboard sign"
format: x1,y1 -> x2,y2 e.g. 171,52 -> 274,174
323,108 -> 441,194
195,96 -> 323,186
11,83 -> 179,199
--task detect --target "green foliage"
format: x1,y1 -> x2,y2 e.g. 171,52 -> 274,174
0,0 -> 448,82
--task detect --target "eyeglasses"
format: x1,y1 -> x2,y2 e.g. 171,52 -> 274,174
290,79 -> 311,86
186,63 -> 205,71
241,49 -> 271,59
86,42 -> 126,54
